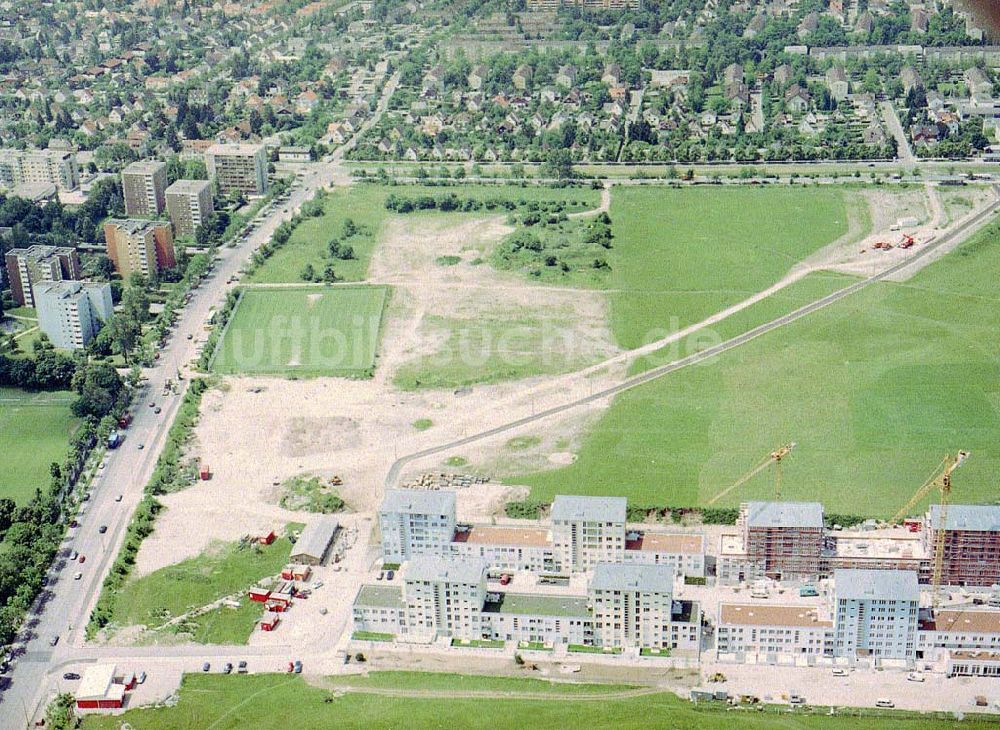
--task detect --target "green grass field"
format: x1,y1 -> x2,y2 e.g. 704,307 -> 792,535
516,220 -> 1000,517
0,388 -> 77,504
607,186 -> 857,349
80,672 -> 997,730
106,533 -> 294,642
248,184 -> 600,284
212,286 -> 388,377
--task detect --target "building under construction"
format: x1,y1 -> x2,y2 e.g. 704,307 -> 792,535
732,501 -> 825,582
925,505 -> 1000,587
721,501 -> 1000,587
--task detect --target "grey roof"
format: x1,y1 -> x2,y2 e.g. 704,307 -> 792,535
834,569 -> 918,602
551,495 -> 627,523
928,505 -> 1000,532
122,159 -> 166,174
482,592 -> 591,618
745,501 -> 823,529
404,555 -> 487,585
165,178 -> 211,194
290,517 -> 339,560
381,489 -> 455,516
590,563 -> 674,595
353,584 -> 404,610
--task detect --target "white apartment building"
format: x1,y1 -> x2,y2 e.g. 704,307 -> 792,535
716,604 -> 834,659
551,495 -> 627,571
379,490 -> 705,578
205,143 -> 268,196
0,149 -> 79,191
589,563 -> 694,651
378,489 -> 456,563
34,280 -> 113,349
623,531 -> 706,578
449,525 -> 559,573
834,569 -> 918,660
918,607 -> 1000,660
401,555 -> 488,641
353,556 -> 701,652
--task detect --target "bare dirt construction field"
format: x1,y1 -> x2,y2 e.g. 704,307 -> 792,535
373,215 -> 619,389
131,183 -> 997,580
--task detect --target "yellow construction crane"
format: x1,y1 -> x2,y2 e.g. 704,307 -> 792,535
707,443 -> 796,506
891,451 -> 971,609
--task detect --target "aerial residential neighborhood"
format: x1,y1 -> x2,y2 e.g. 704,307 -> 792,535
0,0 -> 999,728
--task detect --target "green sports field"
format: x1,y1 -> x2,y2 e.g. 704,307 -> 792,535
212,286 -> 388,377
516,219 -> 1000,518
80,672 -> 996,730
0,388 -> 77,504
607,185 -> 858,349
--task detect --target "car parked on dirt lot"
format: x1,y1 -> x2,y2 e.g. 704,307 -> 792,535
202,662 -> 210,672
63,672 -> 80,680
238,661 -> 247,673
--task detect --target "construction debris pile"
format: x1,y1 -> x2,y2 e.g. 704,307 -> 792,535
402,473 -> 491,490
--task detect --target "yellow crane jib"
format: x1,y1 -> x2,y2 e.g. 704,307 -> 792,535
708,442 -> 797,506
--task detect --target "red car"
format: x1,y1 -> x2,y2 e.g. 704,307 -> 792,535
78,555 -> 86,564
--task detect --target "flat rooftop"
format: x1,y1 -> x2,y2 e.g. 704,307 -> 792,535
166,178 -> 211,193
123,160 -> 166,174
834,569 -> 919,602
831,533 -> 926,560
928,505 -> 1000,532
551,495 -> 626,523
482,592 -> 591,618
354,584 -> 404,610
591,563 -> 674,594
405,555 -> 487,585
920,608 -> 1000,634
720,603 -> 832,628
745,501 -> 824,529
453,525 -> 550,548
382,488 -> 455,516
625,532 -> 703,555
719,532 -> 745,557
950,650 -> 1000,661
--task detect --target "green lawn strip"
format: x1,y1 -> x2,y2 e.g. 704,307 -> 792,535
351,631 -> 394,642
0,388 -> 78,504
80,674 -> 990,730
568,644 -> 623,654
248,184 -> 599,285
451,638 -> 505,649
3,306 -> 38,319
516,222 -> 1000,517
108,533 -> 295,635
608,186 -> 852,349
212,285 -> 388,377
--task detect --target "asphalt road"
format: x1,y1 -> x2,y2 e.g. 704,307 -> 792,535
0,176 -> 343,728
384,190 -> 1000,491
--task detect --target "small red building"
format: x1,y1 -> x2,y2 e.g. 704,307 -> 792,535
258,530 -> 276,545
281,564 -> 312,581
249,587 -> 271,603
76,664 -> 126,710
260,615 -> 279,631
266,600 -> 286,613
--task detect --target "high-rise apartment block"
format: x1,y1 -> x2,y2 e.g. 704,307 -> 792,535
379,490 -> 456,563
103,219 -> 175,279
121,160 -> 167,217
0,149 -> 79,191
165,179 -> 213,237
4,245 -> 82,307
551,495 -> 626,571
205,143 -> 268,196
833,569 -> 919,660
34,280 -> 113,349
